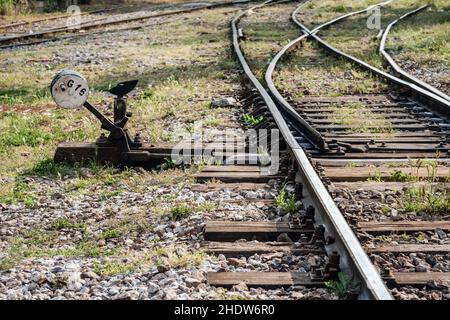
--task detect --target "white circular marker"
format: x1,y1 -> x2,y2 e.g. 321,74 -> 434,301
50,70 -> 89,109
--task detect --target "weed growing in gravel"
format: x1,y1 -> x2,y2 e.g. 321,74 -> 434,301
171,205 -> 192,220
367,171 -> 382,183
0,112 -> 52,153
152,247 -> 205,269
93,260 -> 138,277
155,200 -> 216,221
100,189 -> 123,200
284,194 -> 300,215
400,186 -> 449,215
50,218 -> 86,232
65,179 -> 91,192
0,180 -> 35,208
275,186 -> 287,207
204,117 -> 224,127
99,229 -> 123,240
415,233 -> 426,242
390,170 -> 417,182
275,186 -> 301,214
22,158 -> 76,178
196,201 -> 217,212
242,114 -> 264,127
382,206 -> 390,216
171,251 -> 205,268
325,272 -> 360,300
158,158 -> 178,171
0,235 -> 117,271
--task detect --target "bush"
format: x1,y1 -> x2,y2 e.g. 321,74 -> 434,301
0,0 -> 14,15
0,0 -> 64,15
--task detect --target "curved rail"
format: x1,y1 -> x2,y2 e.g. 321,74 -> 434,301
380,5 -> 450,102
265,0 -> 393,151
232,0 -> 393,300
292,5 -> 450,122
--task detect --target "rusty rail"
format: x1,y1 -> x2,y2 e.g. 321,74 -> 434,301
0,0 -> 257,47
0,8 -> 116,31
380,5 -> 450,102
292,4 -> 450,122
232,0 -> 393,300
265,0 -> 394,151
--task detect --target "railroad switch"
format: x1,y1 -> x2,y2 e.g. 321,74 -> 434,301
50,70 -> 168,167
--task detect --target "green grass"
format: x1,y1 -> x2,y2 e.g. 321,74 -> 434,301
367,171 -> 383,183
390,170 -> 417,182
22,158 -> 77,178
0,180 -> 35,208
93,260 -> 138,277
171,204 -> 192,221
0,87 -> 52,105
0,112 -> 53,153
275,186 -> 287,208
387,2 -> 450,67
283,194 -> 300,215
204,117 -> 224,127
243,114 -> 264,126
0,0 -> 14,15
0,4 -> 239,178
0,233 -> 116,271
50,218 -> 86,232
98,229 -> 123,240
401,186 -> 450,215
325,272 -> 360,300
274,186 -> 301,214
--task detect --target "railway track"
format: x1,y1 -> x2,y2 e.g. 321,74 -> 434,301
0,7 -> 117,32
2,0 -> 446,301
380,5 -> 450,102
194,0 -> 392,300
194,0 -> 449,300
264,1 -> 449,299
0,0 -> 256,50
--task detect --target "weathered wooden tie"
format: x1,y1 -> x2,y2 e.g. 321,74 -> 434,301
367,244 -> 450,254
204,221 -> 314,242
385,272 -> 450,288
323,166 -> 450,182
358,221 -> 450,234
203,241 -> 325,256
194,166 -> 285,183
207,272 -> 325,289
191,183 -> 271,192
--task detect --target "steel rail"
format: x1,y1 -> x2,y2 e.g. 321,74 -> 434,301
0,0 -> 258,46
380,5 -> 450,102
232,0 -> 393,300
265,0 -> 393,151
292,5 -> 450,123
0,8 -> 116,31
0,20 -> 174,51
